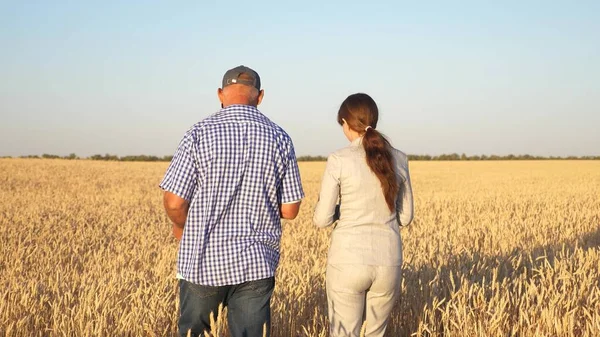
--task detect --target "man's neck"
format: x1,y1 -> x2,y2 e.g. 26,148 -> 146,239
222,97 -> 257,107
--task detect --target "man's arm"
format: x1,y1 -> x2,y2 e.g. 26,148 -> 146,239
278,140 -> 305,221
280,201 -> 301,220
163,191 -> 190,240
159,131 -> 198,240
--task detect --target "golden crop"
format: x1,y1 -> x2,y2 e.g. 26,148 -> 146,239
1,159 -> 599,336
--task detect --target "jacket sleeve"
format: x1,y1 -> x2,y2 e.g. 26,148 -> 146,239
396,157 -> 414,227
313,154 -> 341,228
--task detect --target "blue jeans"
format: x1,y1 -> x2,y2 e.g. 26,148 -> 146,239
178,277 -> 275,337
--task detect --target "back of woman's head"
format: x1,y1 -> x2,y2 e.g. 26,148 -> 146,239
337,93 -> 399,212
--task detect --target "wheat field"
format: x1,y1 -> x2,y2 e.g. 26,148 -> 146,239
1,159 -> 599,336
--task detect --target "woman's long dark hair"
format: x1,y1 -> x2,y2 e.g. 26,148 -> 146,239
337,93 -> 399,212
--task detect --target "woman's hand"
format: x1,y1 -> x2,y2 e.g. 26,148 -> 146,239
333,204 -> 340,221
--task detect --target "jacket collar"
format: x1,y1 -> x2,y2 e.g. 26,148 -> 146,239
350,136 -> 363,147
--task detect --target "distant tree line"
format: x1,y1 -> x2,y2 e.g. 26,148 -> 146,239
296,155 -> 328,161
88,154 -> 174,162
297,153 -> 600,161
17,153 -> 80,160
406,153 -> 600,161
10,153 -> 173,161
3,153 -> 599,161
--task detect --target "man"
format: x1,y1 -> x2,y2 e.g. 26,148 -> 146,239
160,65 -> 304,337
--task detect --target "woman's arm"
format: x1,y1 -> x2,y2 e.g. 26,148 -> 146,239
313,154 -> 341,228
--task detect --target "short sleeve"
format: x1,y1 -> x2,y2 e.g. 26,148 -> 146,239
159,133 -> 198,201
279,141 -> 304,204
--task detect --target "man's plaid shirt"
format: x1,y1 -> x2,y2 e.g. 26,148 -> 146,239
160,105 -> 304,286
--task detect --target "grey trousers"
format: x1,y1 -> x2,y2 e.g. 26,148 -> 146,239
326,264 -> 402,337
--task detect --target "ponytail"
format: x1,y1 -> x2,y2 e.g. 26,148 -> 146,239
362,128 -> 399,212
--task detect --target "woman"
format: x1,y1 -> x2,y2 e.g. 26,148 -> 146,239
314,93 -> 414,337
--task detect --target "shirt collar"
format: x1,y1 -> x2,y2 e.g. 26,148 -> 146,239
221,104 -> 259,111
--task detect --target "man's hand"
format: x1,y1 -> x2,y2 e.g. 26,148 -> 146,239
163,191 -> 190,240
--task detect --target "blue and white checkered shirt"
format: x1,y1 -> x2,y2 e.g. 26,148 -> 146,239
160,105 -> 304,286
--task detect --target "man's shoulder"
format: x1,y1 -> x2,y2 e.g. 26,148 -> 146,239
195,109 -> 225,126
245,108 -> 293,145
183,109 -> 225,135
264,118 -> 292,141
182,120 -> 206,138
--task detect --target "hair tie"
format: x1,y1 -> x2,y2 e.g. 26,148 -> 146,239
365,126 -> 372,132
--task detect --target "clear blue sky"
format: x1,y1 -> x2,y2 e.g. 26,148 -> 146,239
1,1 -> 598,157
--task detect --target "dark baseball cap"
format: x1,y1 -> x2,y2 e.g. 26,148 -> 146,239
222,65 -> 261,90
